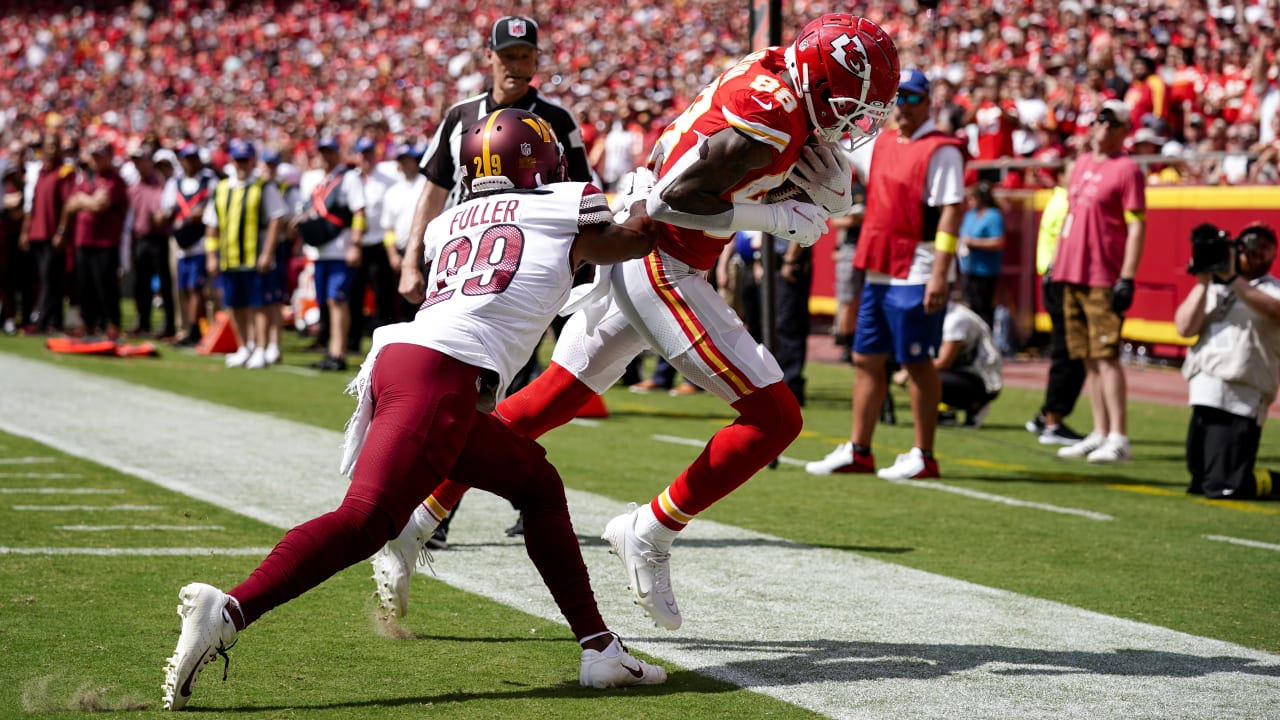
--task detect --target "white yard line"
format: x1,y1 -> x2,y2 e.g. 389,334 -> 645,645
0,546 -> 270,556
0,473 -> 82,478
887,478 -> 1115,521
1,352 -> 1277,720
0,487 -> 124,494
12,504 -> 165,511
0,457 -> 56,464
1205,534 -> 1280,552
57,525 -> 226,532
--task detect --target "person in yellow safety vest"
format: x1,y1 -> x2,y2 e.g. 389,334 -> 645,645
203,139 -> 288,370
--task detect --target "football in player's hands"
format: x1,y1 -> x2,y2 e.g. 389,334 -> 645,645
764,179 -> 813,205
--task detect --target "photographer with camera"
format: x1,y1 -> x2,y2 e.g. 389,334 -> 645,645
1175,223 -> 1280,500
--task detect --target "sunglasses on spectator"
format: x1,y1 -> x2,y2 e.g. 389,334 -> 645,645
1092,115 -> 1126,129
896,92 -> 927,107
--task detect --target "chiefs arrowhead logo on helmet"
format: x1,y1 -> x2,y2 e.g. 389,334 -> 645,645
785,13 -> 900,149
461,108 -> 567,198
829,33 -> 871,84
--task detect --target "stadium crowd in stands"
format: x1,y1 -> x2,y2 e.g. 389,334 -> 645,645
2,0 -> 1280,188
3,0 -> 1280,339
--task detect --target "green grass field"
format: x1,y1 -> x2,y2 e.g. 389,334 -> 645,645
1,330 -> 1277,717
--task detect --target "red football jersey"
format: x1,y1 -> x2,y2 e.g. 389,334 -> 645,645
647,47 -> 813,270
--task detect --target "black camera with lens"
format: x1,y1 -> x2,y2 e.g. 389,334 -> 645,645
1188,223 -> 1278,275
1187,223 -> 1238,275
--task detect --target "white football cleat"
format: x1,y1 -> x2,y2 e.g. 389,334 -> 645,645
601,504 -> 681,630
370,508 -> 440,618
162,582 -> 239,711
579,634 -> 667,688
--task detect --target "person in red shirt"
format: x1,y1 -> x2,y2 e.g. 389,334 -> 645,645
965,72 -> 1019,183
1124,54 -> 1168,129
19,133 -> 78,334
1052,99 -> 1147,464
63,141 -> 129,338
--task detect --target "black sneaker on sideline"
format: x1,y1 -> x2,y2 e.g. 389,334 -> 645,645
1039,422 -> 1085,445
310,355 -> 348,371
1025,414 -> 1046,434
880,395 -> 897,425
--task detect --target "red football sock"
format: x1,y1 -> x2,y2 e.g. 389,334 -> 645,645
657,382 -> 801,527
429,479 -> 468,513
496,361 -> 596,440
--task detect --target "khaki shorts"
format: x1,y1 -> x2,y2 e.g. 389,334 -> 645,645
1061,283 -> 1122,360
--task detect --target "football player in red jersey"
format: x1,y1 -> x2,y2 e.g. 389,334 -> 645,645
376,13 -> 900,631
161,109 -> 666,711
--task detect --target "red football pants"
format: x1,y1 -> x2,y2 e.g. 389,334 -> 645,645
230,344 -> 607,639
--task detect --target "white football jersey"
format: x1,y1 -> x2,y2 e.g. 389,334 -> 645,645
378,182 -> 610,389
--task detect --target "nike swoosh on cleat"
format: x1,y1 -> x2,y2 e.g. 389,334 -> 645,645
631,568 -> 649,598
179,645 -> 211,697
621,659 -> 646,678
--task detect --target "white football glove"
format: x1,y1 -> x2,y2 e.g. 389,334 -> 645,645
787,143 -> 854,215
765,199 -> 828,248
611,166 -> 656,222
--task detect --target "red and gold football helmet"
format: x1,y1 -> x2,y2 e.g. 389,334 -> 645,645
461,108 -> 567,197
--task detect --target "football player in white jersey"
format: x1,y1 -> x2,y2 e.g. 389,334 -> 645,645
161,108 -> 665,711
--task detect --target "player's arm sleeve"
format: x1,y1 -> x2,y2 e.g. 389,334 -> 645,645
575,184 -> 615,228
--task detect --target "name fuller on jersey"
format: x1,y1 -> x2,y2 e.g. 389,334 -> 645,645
449,197 -> 522,235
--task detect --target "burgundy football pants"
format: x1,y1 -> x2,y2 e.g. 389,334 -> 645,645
229,343 -> 608,639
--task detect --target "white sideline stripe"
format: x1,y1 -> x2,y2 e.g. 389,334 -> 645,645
567,417 -> 601,428
0,473 -> 82,478
270,365 -> 320,377
655,434 -> 1112,516
57,525 -> 226,532
12,504 -> 165,511
888,478 -> 1115,521
1205,534 -> 1280,552
0,546 -> 270,556
652,433 -> 706,448
654,433 -> 807,467
0,457 -> 55,464
1,353 -> 1278,720
0,488 -> 125,494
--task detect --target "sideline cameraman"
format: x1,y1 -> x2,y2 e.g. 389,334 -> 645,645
1175,224 -> 1280,499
